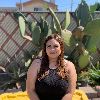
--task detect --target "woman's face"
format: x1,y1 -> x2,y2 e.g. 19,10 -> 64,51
46,39 -> 61,59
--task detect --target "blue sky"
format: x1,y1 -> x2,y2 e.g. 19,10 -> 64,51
0,0 -> 99,11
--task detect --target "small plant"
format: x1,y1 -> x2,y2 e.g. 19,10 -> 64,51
78,71 -> 90,87
0,50 -> 32,91
89,62 -> 100,86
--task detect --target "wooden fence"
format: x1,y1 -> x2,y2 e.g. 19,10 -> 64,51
0,10 -> 77,67
0,9 -> 100,67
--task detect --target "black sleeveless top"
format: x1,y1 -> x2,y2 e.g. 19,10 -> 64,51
35,68 -> 69,100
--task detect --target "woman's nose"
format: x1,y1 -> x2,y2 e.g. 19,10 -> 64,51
51,48 -> 55,51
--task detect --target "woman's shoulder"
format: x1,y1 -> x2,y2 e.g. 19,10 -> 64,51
32,57 -> 42,67
64,59 -> 75,70
32,57 -> 42,63
28,57 -> 42,72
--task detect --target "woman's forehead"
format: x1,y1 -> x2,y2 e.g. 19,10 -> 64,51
46,39 -> 60,45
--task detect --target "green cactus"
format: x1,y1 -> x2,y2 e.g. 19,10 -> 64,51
18,16 -> 26,37
61,29 -> 75,56
43,20 -> 49,36
32,26 -> 41,46
50,17 -> 57,33
48,7 -> 72,47
17,14 -> 49,47
75,0 -> 92,26
62,10 -> 70,29
39,17 -> 49,45
84,19 -> 100,53
48,7 -> 62,35
18,16 -> 32,41
78,50 -> 90,69
30,21 -> 37,32
73,0 -> 100,72
61,29 -> 72,47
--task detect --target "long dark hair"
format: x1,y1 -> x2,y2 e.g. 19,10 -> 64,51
38,33 -> 68,80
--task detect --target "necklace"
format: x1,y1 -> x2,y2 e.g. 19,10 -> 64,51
49,63 -> 58,69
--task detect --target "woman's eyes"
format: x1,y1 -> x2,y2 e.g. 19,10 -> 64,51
46,45 -> 59,48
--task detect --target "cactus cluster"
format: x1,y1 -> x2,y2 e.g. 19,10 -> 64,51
15,2 -> 100,73
72,0 -> 100,71
18,15 -> 49,48
75,0 -> 92,27
15,8 -> 72,57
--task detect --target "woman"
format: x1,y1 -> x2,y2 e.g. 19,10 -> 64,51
26,33 -> 77,100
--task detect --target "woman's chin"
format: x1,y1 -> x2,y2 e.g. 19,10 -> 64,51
49,55 -> 58,59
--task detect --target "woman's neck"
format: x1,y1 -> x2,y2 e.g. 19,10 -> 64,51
49,58 -> 57,63
49,58 -> 58,69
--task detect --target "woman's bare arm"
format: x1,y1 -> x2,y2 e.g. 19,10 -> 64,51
62,61 -> 77,100
26,59 -> 41,100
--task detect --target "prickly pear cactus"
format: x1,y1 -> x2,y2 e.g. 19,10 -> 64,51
75,0 -> 92,26
61,29 -> 72,46
18,16 -> 25,37
48,7 -> 62,35
78,50 -> 90,69
39,17 -> 49,45
32,25 -> 41,46
84,19 -> 100,53
62,10 -> 70,30
50,17 -> 57,33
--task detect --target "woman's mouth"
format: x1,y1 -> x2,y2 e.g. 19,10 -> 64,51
50,52 -> 56,54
